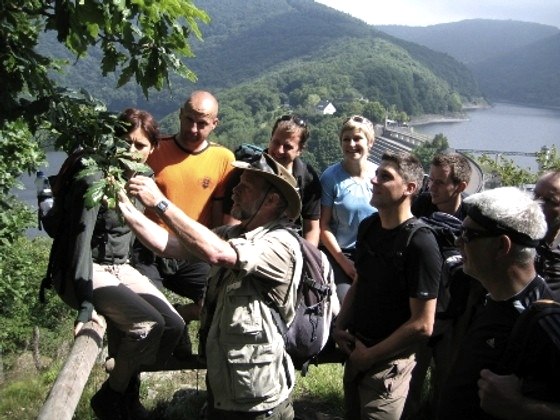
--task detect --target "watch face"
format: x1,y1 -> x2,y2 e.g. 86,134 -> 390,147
157,200 -> 168,213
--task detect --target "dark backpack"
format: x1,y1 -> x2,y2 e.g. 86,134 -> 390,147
40,149 -> 85,238
233,143 -> 264,161
38,150 -> 85,303
267,231 -> 337,374
357,212 -> 464,320
498,299 -> 560,402
418,212 -> 467,320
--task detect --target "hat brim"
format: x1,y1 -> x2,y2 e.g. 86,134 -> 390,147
232,161 -> 302,219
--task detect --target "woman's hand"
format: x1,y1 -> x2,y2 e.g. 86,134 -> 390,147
74,309 -> 105,337
338,255 -> 356,281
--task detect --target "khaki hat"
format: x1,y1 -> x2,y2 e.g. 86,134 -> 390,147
232,153 -> 301,219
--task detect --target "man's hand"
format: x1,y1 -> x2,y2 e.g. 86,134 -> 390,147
332,327 -> 355,356
478,369 -> 522,418
348,339 -> 373,372
126,175 -> 166,209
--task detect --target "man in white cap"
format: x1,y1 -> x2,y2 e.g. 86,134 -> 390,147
119,153 -> 303,418
438,186 -> 559,419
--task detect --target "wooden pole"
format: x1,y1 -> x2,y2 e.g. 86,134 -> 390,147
37,319 -> 106,420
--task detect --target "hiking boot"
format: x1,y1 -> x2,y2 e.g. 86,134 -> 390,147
125,374 -> 150,420
90,381 -> 127,420
173,325 -> 193,360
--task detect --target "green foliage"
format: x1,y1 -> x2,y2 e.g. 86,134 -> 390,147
476,154 -> 537,187
0,0 -> 208,243
0,237 -> 73,355
537,145 -> 560,172
412,134 -> 450,171
0,118 -> 45,241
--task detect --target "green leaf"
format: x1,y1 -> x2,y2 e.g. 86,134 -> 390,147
84,178 -> 106,209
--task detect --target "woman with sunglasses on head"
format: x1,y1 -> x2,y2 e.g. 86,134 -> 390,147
46,108 -> 185,419
319,115 -> 378,305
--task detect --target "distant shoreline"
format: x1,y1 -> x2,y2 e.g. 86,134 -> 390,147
409,113 -> 469,126
409,102 -> 491,126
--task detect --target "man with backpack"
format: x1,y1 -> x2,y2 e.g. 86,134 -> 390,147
333,151 -> 442,419
438,187 -> 559,419
119,153 -> 304,418
406,151 -> 483,416
223,114 -> 322,245
412,151 -> 471,219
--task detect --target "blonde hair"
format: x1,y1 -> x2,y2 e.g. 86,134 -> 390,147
340,115 -> 375,143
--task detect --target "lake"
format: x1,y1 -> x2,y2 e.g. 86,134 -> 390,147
413,102 -> 560,171
15,102 -> 560,237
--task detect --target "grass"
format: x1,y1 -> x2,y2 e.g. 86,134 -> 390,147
0,319 -> 346,419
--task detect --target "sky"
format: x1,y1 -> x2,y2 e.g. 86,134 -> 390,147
315,0 -> 560,28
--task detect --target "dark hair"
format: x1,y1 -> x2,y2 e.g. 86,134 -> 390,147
432,152 -> 472,185
271,115 -> 310,148
118,108 -> 159,147
381,150 -> 425,195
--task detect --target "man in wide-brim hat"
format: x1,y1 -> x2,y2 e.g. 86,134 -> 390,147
119,152 -> 303,418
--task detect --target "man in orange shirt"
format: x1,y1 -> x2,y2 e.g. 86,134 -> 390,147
132,91 -> 234,331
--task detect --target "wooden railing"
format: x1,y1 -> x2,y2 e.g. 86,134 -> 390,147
37,320 -> 106,420
36,318 -> 204,419
37,323 -> 341,418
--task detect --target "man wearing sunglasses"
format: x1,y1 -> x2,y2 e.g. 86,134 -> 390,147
224,114 -> 322,245
119,153 -> 303,419
438,187 -> 559,419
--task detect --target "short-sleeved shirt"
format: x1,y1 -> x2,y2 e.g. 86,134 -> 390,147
438,276 -> 556,419
320,161 -> 378,250
146,136 -> 234,228
352,214 -> 442,344
292,157 -> 322,221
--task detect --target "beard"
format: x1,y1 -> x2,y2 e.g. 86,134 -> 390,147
231,203 -> 257,221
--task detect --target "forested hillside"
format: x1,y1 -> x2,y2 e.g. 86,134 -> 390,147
39,0 -> 480,119
377,19 -> 560,107
472,33 -> 560,107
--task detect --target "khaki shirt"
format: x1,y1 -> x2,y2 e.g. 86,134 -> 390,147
202,219 -> 302,412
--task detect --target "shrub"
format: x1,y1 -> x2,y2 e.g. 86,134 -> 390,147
0,236 -> 73,359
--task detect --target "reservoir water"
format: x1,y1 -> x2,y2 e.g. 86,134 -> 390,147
413,102 -> 560,172
16,102 -> 560,237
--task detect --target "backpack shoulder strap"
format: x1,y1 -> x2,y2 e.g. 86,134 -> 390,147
498,299 -> 560,380
393,218 -> 431,270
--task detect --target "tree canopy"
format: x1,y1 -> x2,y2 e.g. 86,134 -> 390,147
0,0 -> 209,240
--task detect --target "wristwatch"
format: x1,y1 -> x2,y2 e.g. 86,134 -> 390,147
155,199 -> 169,214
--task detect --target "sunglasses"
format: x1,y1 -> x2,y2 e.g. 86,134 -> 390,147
278,114 -> 307,128
344,115 -> 373,127
459,226 -> 500,243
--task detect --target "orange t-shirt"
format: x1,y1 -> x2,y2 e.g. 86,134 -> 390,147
146,136 -> 235,229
